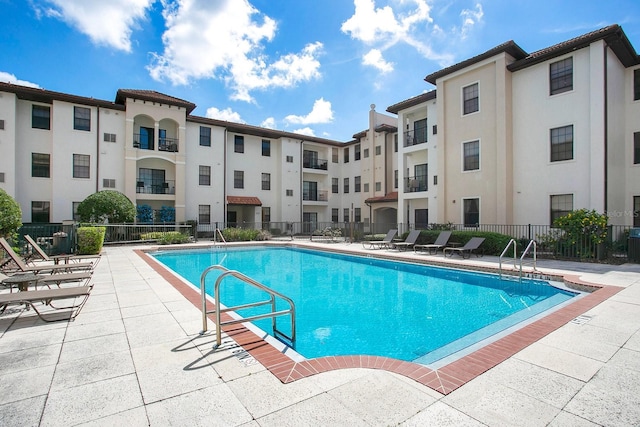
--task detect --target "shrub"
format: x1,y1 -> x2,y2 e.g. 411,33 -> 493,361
77,226 -> 106,255
0,188 -> 22,238
140,231 -> 190,244
392,229 -> 512,256
77,190 -> 135,223
220,227 -> 270,242
136,204 -> 154,223
553,209 -> 608,245
158,206 -> 175,223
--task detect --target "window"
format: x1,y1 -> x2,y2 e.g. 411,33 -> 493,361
394,170 -> 398,189
414,118 -> 428,144
634,196 -> 640,227
303,181 -> 318,201
364,183 -> 369,192
363,148 -> 369,158
332,208 -> 339,223
550,125 -> 573,162
286,155 -> 294,163
355,176 -> 361,192
103,133 -> 116,142
355,144 -> 361,161
375,182 -> 381,191
200,126 -> 211,146
0,119 -> 4,130
73,154 -> 90,178
0,172 -> 4,183
234,135 -> 244,153
72,202 -> 81,222
137,126 -> 154,150
332,178 -> 339,193
550,194 -> 573,225
375,145 -> 381,155
261,207 -> 270,229
343,208 -> 349,223
103,178 -> 116,188
262,173 -> 271,190
463,83 -> 479,114
32,105 -> 50,130
433,124 -> 437,135
354,208 -> 361,223
138,168 -> 165,194
286,189 -> 293,197
463,198 -> 479,226
234,170 -> 244,188
344,147 -> 349,163
74,106 -> 91,131
463,140 -> 480,171
31,201 -> 50,223
635,69 -> 640,101
394,134 -> 398,152
199,165 -> 211,185
434,175 -> 438,185
550,57 -> 573,95
344,177 -> 349,193
634,132 -> 640,164
199,205 -> 211,224
332,148 -> 338,163
32,153 -> 50,178
262,139 -> 271,156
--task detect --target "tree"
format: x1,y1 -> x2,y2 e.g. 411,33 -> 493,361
77,190 -> 136,223
0,188 -> 22,237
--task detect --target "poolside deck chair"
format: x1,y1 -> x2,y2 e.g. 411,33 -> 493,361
443,237 -> 485,259
414,231 -> 452,255
1,271 -> 92,291
0,238 -> 93,274
0,284 -> 93,322
24,234 -> 101,266
390,229 -> 421,251
362,229 -> 397,249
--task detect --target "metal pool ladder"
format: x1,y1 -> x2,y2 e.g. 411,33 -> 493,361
200,265 -> 296,349
499,239 -> 538,282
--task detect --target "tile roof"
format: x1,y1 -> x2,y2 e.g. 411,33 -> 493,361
0,82 -> 124,110
227,196 -> 262,206
387,90 -> 437,114
115,89 -> 197,113
365,191 -> 398,204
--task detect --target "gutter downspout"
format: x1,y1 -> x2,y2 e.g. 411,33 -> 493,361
96,106 -> 100,193
223,128 -> 227,229
603,43 -> 608,214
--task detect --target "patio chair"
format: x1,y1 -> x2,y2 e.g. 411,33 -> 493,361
1,270 -> 93,291
390,229 -> 422,251
0,283 -> 93,322
443,237 -> 485,259
362,229 -> 397,249
24,235 -> 101,266
0,238 -> 94,274
414,231 -> 452,255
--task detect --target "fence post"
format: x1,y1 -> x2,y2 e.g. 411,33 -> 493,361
528,224 -> 532,241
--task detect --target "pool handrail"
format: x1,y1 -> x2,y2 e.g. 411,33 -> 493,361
200,265 -> 296,349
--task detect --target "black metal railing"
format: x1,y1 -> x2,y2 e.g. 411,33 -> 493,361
303,158 -> 328,170
405,175 -> 428,192
303,190 -> 328,202
404,129 -> 428,147
136,179 -> 175,195
158,137 -> 179,152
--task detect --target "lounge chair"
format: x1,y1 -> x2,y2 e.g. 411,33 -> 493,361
390,229 -> 422,251
414,231 -> 452,255
362,229 -> 397,249
0,284 -> 93,322
1,271 -> 92,291
443,237 -> 485,259
0,237 -> 93,274
24,234 -> 101,266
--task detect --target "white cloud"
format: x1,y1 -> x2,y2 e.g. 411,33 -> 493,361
147,0 -> 323,102
284,98 -> 334,125
459,3 -> 484,40
205,107 -> 245,123
261,117 -> 276,129
362,49 -> 393,73
34,0 -> 153,52
0,72 -> 40,88
292,127 -> 316,137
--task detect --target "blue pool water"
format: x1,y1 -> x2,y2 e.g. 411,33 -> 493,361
152,246 -> 576,364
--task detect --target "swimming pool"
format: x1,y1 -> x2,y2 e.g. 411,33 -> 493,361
151,246 -> 577,365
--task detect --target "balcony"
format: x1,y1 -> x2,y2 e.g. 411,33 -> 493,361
136,179 -> 175,195
404,129 -> 428,147
133,134 -> 179,152
303,190 -> 328,202
158,137 -> 179,152
303,158 -> 328,170
405,175 -> 428,193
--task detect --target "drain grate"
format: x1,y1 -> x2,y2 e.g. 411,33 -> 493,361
570,315 -> 593,325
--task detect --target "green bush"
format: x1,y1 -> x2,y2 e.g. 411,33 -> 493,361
77,190 -> 135,223
391,229 -> 512,256
140,231 -> 190,244
220,227 -> 271,242
0,188 -> 22,238
77,226 -> 106,255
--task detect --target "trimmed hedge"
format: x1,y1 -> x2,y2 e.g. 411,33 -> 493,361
77,226 -> 106,255
140,231 -> 190,245
397,229 -> 513,256
220,228 -> 271,242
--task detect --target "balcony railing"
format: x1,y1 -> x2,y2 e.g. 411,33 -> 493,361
136,179 -> 176,195
405,175 -> 428,192
303,158 -> 328,170
158,137 -> 179,152
404,129 -> 428,147
303,190 -> 328,201
133,134 -> 179,152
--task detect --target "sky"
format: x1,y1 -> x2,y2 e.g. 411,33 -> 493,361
2,0 -> 640,142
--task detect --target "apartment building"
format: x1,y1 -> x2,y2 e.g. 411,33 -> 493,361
389,24 -> 640,227
0,83 -> 396,232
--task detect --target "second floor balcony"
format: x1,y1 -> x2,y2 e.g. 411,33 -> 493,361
405,175 -> 428,193
404,129 -> 428,147
136,179 -> 176,195
303,158 -> 328,170
133,134 -> 179,152
303,189 -> 328,202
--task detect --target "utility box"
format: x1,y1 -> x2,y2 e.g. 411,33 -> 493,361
629,228 -> 640,263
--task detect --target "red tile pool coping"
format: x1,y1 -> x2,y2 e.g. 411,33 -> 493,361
136,248 -> 622,395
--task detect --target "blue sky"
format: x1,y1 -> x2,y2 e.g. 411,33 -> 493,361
2,0 -> 640,141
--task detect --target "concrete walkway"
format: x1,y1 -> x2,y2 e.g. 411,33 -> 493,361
1,242 -> 640,426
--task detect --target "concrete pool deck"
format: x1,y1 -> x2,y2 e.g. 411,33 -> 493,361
2,241 -> 640,426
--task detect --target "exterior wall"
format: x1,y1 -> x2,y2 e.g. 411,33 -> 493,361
625,65 -> 640,226
0,92 -> 18,198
